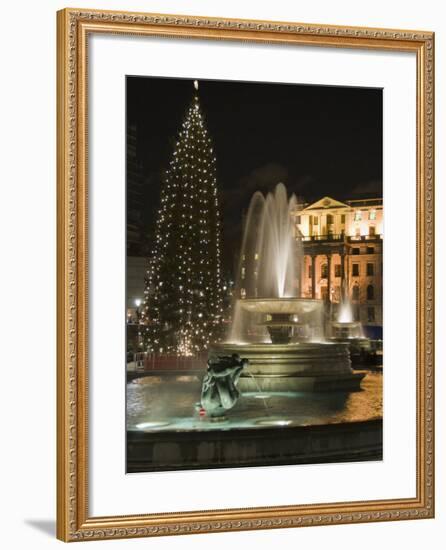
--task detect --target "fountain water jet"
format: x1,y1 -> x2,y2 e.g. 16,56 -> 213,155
331,296 -> 364,339
228,183 -> 303,344
329,296 -> 374,364
210,183 -> 364,392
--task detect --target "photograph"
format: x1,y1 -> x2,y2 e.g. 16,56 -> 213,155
125,76 -> 384,473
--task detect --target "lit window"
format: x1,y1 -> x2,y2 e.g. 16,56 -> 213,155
354,211 -> 362,221
321,264 -> 328,278
369,210 -> 376,220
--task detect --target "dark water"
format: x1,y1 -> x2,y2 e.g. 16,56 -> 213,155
127,371 -> 382,433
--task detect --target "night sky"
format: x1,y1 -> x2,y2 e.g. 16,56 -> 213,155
126,76 -> 382,275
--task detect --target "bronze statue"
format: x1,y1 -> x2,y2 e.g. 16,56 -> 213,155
200,354 -> 248,417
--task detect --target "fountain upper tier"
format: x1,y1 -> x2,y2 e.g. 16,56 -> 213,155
239,298 -> 323,315
238,297 -> 324,344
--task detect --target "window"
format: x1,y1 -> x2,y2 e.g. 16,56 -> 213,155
313,216 -> 319,226
367,306 -> 375,322
352,285 -> 360,300
367,285 -> 375,300
308,265 -> 312,278
352,264 -> 359,277
369,210 -> 376,221
369,226 -> 376,236
354,211 -> 362,221
367,263 -> 374,276
321,263 -> 328,278
335,264 -> 341,277
296,215 -> 301,224
341,214 -> 346,224
327,214 -> 334,224
241,267 -> 246,279
352,248 -> 360,255
366,246 -> 375,254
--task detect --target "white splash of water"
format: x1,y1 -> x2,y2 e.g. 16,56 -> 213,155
228,183 -> 303,343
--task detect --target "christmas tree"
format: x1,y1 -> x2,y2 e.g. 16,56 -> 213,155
141,81 -> 224,356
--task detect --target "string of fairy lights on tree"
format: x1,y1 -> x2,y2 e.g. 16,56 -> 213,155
140,80 -> 224,356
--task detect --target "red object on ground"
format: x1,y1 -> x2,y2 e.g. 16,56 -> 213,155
199,408 -> 206,417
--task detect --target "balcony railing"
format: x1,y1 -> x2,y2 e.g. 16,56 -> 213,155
347,234 -> 382,242
297,233 -> 382,243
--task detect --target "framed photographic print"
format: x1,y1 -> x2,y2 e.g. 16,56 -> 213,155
57,7 -> 435,542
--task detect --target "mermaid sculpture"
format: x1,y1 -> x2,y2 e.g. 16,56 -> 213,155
200,354 -> 248,417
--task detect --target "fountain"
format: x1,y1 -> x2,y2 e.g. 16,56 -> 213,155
209,183 -> 365,392
329,296 -> 374,364
331,296 -> 364,339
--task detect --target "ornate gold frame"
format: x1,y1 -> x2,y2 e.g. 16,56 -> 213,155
57,7 -> 435,542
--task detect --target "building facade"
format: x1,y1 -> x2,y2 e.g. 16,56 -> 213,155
126,123 -> 145,256
294,196 -> 383,332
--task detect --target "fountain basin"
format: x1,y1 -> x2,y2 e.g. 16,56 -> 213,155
239,297 -> 323,314
209,342 -> 365,392
329,321 -> 378,365
238,298 -> 324,344
127,371 -> 382,471
331,321 -> 363,339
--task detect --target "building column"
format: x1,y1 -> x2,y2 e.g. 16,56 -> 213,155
326,253 -> 332,303
310,254 -> 316,299
297,258 -> 302,297
340,252 -> 346,301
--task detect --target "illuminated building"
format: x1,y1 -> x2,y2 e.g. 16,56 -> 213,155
294,196 -> 383,333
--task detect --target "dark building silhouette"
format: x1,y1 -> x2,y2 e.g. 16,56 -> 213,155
126,123 -> 144,256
